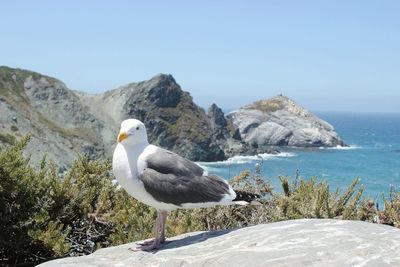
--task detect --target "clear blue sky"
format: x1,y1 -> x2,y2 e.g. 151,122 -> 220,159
1,1 -> 399,113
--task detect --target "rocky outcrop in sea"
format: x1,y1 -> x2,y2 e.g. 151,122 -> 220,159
226,95 -> 346,149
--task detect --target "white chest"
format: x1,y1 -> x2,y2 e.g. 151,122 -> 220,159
112,144 -> 141,197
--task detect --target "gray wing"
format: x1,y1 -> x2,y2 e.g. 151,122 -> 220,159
139,147 -> 230,206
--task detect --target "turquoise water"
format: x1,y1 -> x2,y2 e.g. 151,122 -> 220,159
199,113 -> 400,199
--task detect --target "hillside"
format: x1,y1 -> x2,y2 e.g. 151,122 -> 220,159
0,66 -> 107,171
0,67 -> 224,169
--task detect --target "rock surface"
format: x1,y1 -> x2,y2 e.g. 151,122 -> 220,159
38,219 -> 400,267
207,103 -> 229,141
227,95 -> 346,149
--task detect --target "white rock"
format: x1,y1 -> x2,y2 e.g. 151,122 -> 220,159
227,95 -> 346,148
38,219 -> 400,267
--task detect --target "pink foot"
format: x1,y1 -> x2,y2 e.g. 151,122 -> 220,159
129,239 -> 161,251
137,239 -> 155,246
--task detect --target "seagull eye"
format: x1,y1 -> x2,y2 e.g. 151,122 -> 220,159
136,126 -> 139,130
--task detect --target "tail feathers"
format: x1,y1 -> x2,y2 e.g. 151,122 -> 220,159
233,190 -> 261,204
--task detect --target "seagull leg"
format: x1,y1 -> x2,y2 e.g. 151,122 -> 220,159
159,210 -> 168,244
130,210 -> 164,251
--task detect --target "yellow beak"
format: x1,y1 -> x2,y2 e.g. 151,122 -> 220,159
117,132 -> 128,143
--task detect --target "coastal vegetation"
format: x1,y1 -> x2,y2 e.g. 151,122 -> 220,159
245,98 -> 286,113
1,137 -> 399,266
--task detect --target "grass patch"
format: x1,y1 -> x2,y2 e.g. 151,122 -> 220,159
245,98 -> 286,113
37,113 -> 101,144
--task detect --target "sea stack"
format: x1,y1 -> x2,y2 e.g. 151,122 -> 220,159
226,95 -> 347,149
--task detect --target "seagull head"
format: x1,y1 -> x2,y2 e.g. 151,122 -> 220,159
117,119 -> 148,146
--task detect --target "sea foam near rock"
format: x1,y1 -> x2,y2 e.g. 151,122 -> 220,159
198,152 -> 296,166
323,145 -> 361,150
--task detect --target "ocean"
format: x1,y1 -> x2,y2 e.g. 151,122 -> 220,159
198,112 -> 400,200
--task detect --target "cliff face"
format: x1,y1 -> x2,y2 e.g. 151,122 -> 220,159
37,219 -> 400,267
0,66 -> 346,168
79,74 -> 225,162
226,95 -> 346,149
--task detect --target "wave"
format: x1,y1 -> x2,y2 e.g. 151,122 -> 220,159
197,152 -> 296,166
321,145 -> 361,150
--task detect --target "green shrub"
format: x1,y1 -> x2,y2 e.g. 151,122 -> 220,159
380,187 -> 400,227
274,176 -> 365,220
0,136 -> 52,264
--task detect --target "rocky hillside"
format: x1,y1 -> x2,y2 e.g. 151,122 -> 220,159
77,74 -> 224,161
0,67 -> 108,171
37,219 -> 400,266
0,67 -> 224,169
227,95 -> 346,149
0,66 -> 346,168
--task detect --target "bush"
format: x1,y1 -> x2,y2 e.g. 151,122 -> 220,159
275,176 -> 365,220
0,136 -> 57,264
380,187 -> 400,227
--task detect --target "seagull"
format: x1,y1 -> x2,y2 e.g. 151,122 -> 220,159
112,119 -> 260,251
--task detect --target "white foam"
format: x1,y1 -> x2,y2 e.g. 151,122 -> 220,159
321,145 -> 361,150
197,152 -> 296,166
